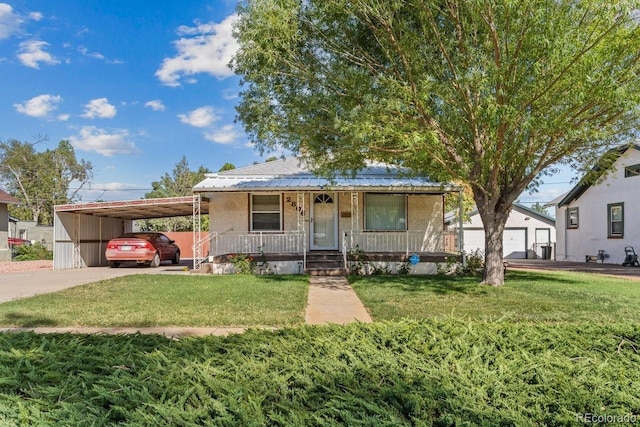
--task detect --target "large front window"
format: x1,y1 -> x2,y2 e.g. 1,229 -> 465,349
365,194 -> 406,230
251,194 -> 281,231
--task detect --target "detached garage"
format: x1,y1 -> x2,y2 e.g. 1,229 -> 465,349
447,203 -> 556,259
53,196 -> 208,270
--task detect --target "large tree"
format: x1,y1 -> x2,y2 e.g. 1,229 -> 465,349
233,0 -> 640,285
138,156 -> 211,232
0,139 -> 92,225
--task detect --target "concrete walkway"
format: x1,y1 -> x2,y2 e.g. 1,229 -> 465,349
305,276 -> 372,325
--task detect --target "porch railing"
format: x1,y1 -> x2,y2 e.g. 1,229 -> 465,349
343,230 -> 459,255
211,231 -> 306,257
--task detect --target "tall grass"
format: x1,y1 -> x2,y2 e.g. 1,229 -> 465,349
0,320 -> 638,425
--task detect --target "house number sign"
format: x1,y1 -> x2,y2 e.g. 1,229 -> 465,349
286,197 -> 305,216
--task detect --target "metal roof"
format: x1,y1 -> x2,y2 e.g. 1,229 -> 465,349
194,158 -> 458,193
54,196 -> 208,220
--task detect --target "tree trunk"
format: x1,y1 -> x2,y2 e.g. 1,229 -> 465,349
475,202 -> 510,286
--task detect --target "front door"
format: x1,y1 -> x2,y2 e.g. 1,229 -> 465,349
311,193 -> 338,250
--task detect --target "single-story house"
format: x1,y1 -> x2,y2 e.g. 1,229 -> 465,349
0,188 -> 20,261
193,158 -> 462,274
554,143 -> 640,264
446,203 -> 556,260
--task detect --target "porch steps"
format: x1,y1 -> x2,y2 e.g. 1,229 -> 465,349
304,251 -> 348,276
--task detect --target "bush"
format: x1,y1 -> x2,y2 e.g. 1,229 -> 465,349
13,242 -> 53,261
437,249 -> 484,275
228,253 -> 255,274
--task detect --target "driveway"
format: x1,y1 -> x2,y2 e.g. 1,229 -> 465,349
506,259 -> 640,278
0,260 -> 193,303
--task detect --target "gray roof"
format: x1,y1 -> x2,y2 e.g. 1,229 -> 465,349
194,157 -> 457,193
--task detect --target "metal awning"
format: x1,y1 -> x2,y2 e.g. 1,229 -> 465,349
54,196 -> 208,220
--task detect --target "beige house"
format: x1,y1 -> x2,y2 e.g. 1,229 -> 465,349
193,158 -> 461,274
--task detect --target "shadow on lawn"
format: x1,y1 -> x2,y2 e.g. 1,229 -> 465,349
349,270 -> 582,295
1,312 -> 58,327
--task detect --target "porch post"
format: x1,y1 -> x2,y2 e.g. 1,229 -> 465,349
458,188 -> 465,260
350,192 -> 358,248
192,194 -> 201,271
297,192 -> 306,269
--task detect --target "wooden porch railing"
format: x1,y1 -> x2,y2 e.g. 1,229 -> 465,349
343,230 -> 459,255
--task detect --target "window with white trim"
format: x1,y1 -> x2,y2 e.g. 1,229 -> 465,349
608,202 -> 623,238
251,194 -> 282,231
566,207 -> 579,229
624,164 -> 640,178
365,194 -> 406,230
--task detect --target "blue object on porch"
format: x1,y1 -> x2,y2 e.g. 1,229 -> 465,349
409,253 -> 420,265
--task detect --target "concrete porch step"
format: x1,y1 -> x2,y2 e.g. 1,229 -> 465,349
305,267 -> 349,276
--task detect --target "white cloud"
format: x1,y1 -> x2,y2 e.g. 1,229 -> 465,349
82,98 -> 117,119
17,40 -> 59,68
222,88 -> 238,100
29,11 -> 42,21
144,99 -> 166,111
204,124 -> 241,145
57,113 -> 70,121
178,106 -> 218,128
0,3 -> 22,39
68,126 -> 140,156
156,13 -> 239,86
14,94 -> 62,117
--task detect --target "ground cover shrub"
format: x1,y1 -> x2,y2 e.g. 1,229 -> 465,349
12,243 -> 53,261
0,320 -> 638,425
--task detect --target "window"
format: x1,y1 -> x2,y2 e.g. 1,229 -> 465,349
251,194 -> 281,231
566,207 -> 579,229
624,164 -> 640,178
608,202 -> 624,238
365,194 -> 406,230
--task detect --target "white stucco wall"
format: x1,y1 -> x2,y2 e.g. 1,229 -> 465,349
556,148 -> 640,264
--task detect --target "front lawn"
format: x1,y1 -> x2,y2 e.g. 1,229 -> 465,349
1,321 -> 638,425
0,275 -> 308,327
350,270 -> 640,323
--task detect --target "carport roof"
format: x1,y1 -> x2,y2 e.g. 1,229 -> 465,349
54,196 -> 208,220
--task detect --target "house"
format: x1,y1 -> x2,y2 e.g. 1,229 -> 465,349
446,203 -> 556,260
0,189 -> 20,261
9,218 -> 54,250
555,144 -> 640,264
193,158 -> 462,274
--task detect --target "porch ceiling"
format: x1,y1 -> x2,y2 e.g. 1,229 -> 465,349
54,196 -> 209,220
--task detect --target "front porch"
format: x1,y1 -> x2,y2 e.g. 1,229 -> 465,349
197,229 -> 461,275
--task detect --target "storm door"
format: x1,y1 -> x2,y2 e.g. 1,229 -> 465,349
310,193 -> 338,250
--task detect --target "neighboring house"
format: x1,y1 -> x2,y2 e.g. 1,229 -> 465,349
446,203 -> 556,259
193,158 -> 461,274
0,189 -> 20,261
555,144 -> 640,264
9,218 -> 54,250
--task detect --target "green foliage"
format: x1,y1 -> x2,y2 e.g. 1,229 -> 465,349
12,243 -> 53,261
530,202 -> 551,216
228,253 -> 256,274
234,0 -> 640,285
0,321 -> 638,424
137,156 -> 211,232
218,162 -> 236,172
437,249 -> 485,276
0,139 -> 92,225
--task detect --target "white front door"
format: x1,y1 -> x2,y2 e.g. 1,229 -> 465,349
311,193 -> 338,250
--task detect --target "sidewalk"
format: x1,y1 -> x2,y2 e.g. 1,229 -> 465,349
0,274 -> 371,337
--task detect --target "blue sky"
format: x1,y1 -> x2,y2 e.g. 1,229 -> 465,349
0,1 -> 574,207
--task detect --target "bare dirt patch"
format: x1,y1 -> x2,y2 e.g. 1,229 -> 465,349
0,260 -> 52,274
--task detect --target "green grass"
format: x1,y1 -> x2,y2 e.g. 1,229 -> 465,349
0,321 -> 638,425
0,275 -> 308,328
350,270 -> 640,323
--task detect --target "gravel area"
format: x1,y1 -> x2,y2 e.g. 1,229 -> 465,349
0,260 -> 53,273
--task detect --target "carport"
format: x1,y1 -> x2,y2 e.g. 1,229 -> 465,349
53,196 -> 208,270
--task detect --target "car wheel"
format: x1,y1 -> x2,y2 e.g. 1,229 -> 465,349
109,261 -> 120,268
172,250 -> 180,265
150,252 -> 160,268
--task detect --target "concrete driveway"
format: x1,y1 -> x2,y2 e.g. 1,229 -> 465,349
506,259 -> 640,279
0,260 -> 193,303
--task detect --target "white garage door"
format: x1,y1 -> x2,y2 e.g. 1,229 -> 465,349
462,228 -> 527,259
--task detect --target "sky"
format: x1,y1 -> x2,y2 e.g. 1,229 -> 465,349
0,0 -> 575,209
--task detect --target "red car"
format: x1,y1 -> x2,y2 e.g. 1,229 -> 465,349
105,232 -> 180,268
